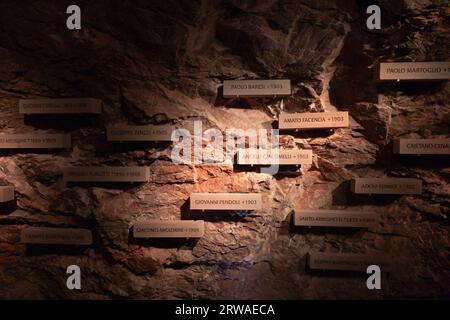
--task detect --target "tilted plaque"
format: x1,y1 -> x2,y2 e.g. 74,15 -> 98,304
223,79 -> 291,98
279,112 -> 349,130
190,193 -> 262,210
107,125 -> 175,142
379,62 -> 450,80
294,209 -> 379,228
351,178 -> 422,195
394,139 -> 450,155
21,227 -> 93,245
63,166 -> 149,183
0,134 -> 71,149
133,220 -> 204,238
19,98 -> 102,114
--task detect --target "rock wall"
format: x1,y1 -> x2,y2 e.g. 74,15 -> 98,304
0,0 -> 449,299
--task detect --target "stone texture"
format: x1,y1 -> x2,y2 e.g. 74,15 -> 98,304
0,0 -> 449,299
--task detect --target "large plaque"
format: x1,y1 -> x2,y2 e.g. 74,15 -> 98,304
294,209 -> 379,228
0,186 -> 14,202
278,112 -> 349,130
133,220 -> 204,238
190,193 -> 262,210
19,98 -> 102,114
223,79 -> 291,97
237,148 -> 313,165
379,62 -> 450,80
107,125 -> 175,142
0,134 -> 71,149
308,252 -> 388,271
394,139 -> 450,155
351,178 -> 422,195
21,227 -> 93,245
63,166 -> 149,183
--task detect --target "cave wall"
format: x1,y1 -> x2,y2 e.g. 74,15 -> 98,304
0,0 -> 449,299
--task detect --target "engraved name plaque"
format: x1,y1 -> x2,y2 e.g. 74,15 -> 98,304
19,98 -> 102,114
63,167 -> 149,183
379,62 -> 450,80
294,209 -> 379,228
21,227 -> 93,245
394,139 -> 450,155
223,79 -> 291,98
237,149 -> 313,165
0,186 -> 14,202
0,134 -> 71,149
351,178 -> 422,195
308,252 -> 388,271
190,193 -> 262,210
133,220 -> 204,238
107,125 -> 175,142
279,112 -> 349,130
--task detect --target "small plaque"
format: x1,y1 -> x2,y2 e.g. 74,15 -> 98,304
19,98 -> 102,114
294,209 -> 379,228
379,62 -> 450,80
237,148 -> 312,165
0,186 -> 14,202
190,193 -> 262,210
308,252 -> 388,271
0,134 -> 71,149
63,166 -> 149,183
351,178 -> 422,195
107,125 -> 175,142
21,227 -> 93,245
394,139 -> 450,155
278,112 -> 349,130
133,220 -> 204,238
223,79 -> 291,98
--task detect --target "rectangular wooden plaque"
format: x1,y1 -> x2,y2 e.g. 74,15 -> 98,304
308,252 -> 388,271
0,186 -> 14,202
394,139 -> 450,155
107,125 -> 175,142
21,227 -> 93,245
0,134 -> 71,149
279,112 -> 349,130
63,166 -> 149,183
379,62 -> 450,80
133,220 -> 204,238
19,98 -> 102,114
351,178 -> 422,195
223,79 -> 291,97
294,209 -> 379,228
237,148 -> 313,165
190,193 -> 262,210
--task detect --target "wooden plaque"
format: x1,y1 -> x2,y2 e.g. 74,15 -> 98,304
21,227 -> 93,245
133,220 -> 204,238
279,112 -> 349,130
63,166 -> 149,183
19,98 -> 102,114
237,148 -> 312,165
394,139 -> 450,155
0,186 -> 14,202
308,252 -> 388,271
351,178 -> 422,195
107,125 -> 175,142
294,209 -> 379,228
223,79 -> 291,98
190,193 -> 262,210
0,134 -> 71,149
379,62 -> 450,80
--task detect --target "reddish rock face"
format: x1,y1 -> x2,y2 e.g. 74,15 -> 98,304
0,0 -> 449,299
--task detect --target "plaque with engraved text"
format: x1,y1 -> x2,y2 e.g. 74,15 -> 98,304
107,125 -> 175,142
19,98 -> 102,114
223,79 -> 291,97
294,209 -> 379,228
0,134 -> 71,149
279,112 -> 349,130
133,220 -> 204,238
308,252 -> 388,271
351,178 -> 422,194
394,139 -> 450,155
21,227 -> 93,245
190,193 -> 262,210
63,166 -> 149,183
237,148 -> 313,165
379,62 -> 450,80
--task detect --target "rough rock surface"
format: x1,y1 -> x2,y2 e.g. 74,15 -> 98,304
0,0 -> 449,299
